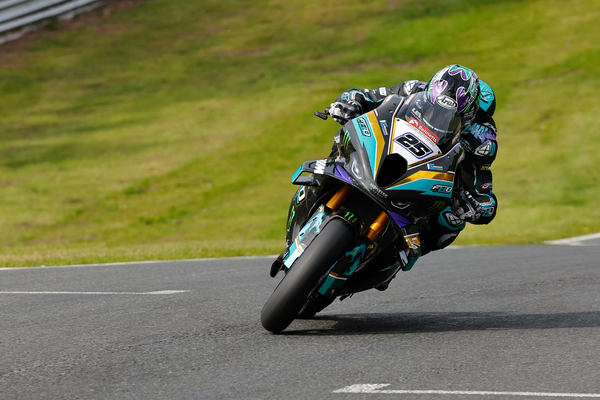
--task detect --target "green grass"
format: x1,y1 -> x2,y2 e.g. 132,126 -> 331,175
1,0 -> 600,267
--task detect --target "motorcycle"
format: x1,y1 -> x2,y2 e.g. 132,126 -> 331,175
261,91 -> 467,333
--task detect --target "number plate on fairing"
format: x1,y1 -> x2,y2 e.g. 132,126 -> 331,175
391,118 -> 442,166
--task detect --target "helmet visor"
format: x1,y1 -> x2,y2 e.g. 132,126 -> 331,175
420,93 -> 462,144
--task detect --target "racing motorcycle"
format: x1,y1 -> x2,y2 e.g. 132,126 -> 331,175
261,91 -> 468,333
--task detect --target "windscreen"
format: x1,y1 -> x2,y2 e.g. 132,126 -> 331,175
401,92 -> 462,147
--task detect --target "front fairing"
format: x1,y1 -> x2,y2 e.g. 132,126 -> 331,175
333,95 -> 465,219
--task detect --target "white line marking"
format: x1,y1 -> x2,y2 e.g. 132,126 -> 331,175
0,290 -> 190,295
0,255 -> 279,270
333,384 -> 600,397
545,232 -> 600,246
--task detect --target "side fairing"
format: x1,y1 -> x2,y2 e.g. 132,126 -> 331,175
285,184 -> 330,246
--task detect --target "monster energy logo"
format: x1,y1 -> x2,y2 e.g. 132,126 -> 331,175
429,201 -> 446,212
343,130 -> 352,148
343,211 -> 358,223
286,206 -> 296,232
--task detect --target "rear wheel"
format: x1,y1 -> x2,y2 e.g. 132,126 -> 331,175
260,218 -> 355,333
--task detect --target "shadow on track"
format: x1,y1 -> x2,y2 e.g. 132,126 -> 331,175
280,311 -> 600,336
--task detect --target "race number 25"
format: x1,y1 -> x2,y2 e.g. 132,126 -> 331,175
394,133 -> 433,158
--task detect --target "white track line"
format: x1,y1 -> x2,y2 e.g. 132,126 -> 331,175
0,290 -> 190,295
545,232 -> 600,246
334,385 -> 600,397
0,255 -> 279,271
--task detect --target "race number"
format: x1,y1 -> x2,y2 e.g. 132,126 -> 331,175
394,133 -> 433,159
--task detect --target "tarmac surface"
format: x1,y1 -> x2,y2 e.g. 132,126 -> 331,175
1,245 -> 599,399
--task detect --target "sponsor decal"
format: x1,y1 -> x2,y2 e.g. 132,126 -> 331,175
480,164 -> 491,171
459,137 -> 472,152
481,182 -> 493,190
464,108 -> 476,121
483,207 -> 495,217
428,201 -> 446,211
286,206 -> 295,232
431,184 -> 453,194
466,122 -> 497,143
314,159 -> 326,174
379,120 -> 389,136
343,211 -> 358,224
427,163 -> 444,171
394,132 -> 433,159
368,181 -> 388,198
296,186 -> 306,204
357,117 -> 371,137
404,93 -> 416,106
436,95 -> 458,109
407,118 -> 439,144
399,249 -> 409,266
379,87 -> 387,96
343,130 -> 352,148
404,233 -> 421,250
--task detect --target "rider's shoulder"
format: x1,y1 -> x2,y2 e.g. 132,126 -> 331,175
478,80 -> 496,117
390,80 -> 426,97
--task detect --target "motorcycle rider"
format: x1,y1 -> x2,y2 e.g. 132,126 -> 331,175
327,64 -> 498,254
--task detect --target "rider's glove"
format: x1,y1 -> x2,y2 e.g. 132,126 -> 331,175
451,190 -> 483,223
329,98 -> 362,125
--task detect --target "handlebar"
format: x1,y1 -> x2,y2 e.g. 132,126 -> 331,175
314,107 -> 331,120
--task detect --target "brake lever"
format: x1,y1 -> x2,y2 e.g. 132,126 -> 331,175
314,107 -> 331,120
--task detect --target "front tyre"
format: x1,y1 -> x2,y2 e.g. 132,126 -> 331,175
260,218 -> 355,333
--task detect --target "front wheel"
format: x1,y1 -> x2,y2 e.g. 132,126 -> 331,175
261,218 -> 355,333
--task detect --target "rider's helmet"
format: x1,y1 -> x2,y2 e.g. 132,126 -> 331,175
424,64 -> 481,129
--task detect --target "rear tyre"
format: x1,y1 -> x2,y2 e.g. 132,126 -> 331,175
260,218 -> 355,333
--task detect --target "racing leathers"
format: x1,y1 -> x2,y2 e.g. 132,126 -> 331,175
330,79 -> 498,253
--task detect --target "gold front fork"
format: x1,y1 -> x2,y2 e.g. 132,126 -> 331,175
326,185 -> 390,242
366,212 -> 389,242
326,185 -> 354,210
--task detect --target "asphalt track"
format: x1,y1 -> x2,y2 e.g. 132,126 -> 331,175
1,245 -> 599,399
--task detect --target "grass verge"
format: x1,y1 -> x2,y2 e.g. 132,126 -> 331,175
1,0 -> 599,266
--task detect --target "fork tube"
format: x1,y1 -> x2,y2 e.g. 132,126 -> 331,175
366,212 -> 390,241
326,185 -> 353,211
